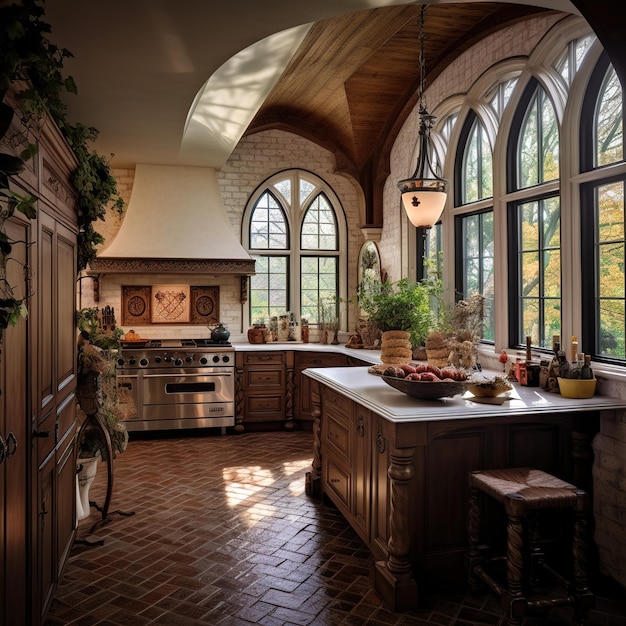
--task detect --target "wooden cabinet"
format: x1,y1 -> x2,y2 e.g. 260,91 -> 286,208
235,349 -> 373,431
0,216 -> 31,626
309,377 -> 600,612
320,387 -> 370,543
1,99 -> 78,625
235,351 -> 294,431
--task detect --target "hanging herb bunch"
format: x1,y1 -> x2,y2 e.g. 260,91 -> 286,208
0,0 -> 123,336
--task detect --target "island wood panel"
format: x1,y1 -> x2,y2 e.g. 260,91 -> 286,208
295,352 -> 350,425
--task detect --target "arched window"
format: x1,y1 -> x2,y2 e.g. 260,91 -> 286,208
488,78 -> 517,119
244,170 -> 345,327
509,81 -> 561,349
454,111 -> 495,341
595,66 -> 623,167
462,116 -> 493,203
581,57 -> 626,362
518,85 -> 559,188
555,34 -> 595,86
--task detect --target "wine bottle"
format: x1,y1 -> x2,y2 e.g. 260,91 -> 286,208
580,354 -> 594,379
525,335 -> 532,363
558,351 -> 570,379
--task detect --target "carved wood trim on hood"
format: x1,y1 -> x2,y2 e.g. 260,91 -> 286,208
89,257 -> 255,274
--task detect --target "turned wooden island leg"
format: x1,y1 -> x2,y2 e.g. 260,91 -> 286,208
373,444 -> 418,611
305,379 -> 322,498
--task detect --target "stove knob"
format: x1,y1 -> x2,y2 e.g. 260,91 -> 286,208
200,357 -> 208,365
212,355 -> 220,363
140,358 -> 149,367
174,358 -> 183,366
154,356 -> 162,363
129,357 -> 136,365
222,355 -> 230,363
117,358 -> 125,367
185,355 -> 194,363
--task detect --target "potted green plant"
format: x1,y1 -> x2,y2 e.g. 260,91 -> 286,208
358,276 -> 437,341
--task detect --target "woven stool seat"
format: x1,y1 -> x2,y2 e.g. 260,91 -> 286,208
470,467 -> 578,511
467,467 -> 593,626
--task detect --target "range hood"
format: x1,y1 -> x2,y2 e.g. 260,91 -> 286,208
90,164 -> 255,275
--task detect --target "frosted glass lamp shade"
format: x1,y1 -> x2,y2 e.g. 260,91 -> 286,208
399,183 -> 447,229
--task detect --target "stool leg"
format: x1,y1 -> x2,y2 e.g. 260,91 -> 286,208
572,490 -> 594,625
527,510 -> 544,588
467,482 -> 482,592
504,494 -> 527,626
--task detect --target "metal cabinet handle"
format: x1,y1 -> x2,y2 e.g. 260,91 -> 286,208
5,431 -> 17,458
0,434 -> 6,465
33,429 -> 51,438
356,414 -> 365,437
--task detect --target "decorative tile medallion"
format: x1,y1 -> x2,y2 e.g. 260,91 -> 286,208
121,286 -> 151,325
190,286 -> 220,325
151,284 -> 191,323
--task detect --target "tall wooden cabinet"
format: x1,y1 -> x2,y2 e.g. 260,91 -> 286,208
0,102 -> 79,625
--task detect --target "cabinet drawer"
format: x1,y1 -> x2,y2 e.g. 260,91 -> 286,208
324,388 -> 350,415
244,394 -> 285,420
297,354 -> 347,368
324,456 -> 351,511
324,411 -> 351,460
243,351 -> 285,366
246,368 -> 284,388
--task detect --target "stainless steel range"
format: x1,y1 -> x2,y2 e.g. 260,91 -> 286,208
116,338 -> 235,432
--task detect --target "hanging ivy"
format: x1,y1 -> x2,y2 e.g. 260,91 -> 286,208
0,0 -> 124,323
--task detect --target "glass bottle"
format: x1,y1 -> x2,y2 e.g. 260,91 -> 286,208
558,350 -> 570,379
580,354 -> 594,379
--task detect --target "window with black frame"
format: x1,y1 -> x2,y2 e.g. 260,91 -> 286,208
580,56 -> 625,362
454,111 -> 495,342
507,79 -> 561,349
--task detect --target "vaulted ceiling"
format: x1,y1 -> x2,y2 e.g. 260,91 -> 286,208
250,3 -> 552,179
46,0 -> 621,227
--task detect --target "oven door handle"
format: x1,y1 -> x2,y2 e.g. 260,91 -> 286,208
143,372 -> 233,379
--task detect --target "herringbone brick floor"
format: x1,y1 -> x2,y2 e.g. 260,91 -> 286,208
45,430 -> 626,625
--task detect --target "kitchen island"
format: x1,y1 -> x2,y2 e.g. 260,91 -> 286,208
303,366 -> 626,611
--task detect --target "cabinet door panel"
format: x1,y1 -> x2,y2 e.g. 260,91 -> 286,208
426,430 -> 487,551
55,224 -> 77,391
1,217 -> 30,626
39,215 -> 54,409
56,434 -> 76,578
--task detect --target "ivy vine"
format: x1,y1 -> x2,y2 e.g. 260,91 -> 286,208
0,0 -> 123,333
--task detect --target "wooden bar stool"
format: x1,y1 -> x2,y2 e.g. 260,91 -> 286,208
467,467 -> 594,625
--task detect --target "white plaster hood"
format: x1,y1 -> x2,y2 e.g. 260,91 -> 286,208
90,164 -> 255,275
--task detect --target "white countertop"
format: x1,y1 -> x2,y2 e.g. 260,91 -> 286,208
231,341 -> 381,364
303,366 -> 626,423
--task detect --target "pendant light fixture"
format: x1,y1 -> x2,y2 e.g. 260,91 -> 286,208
397,5 -> 448,230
